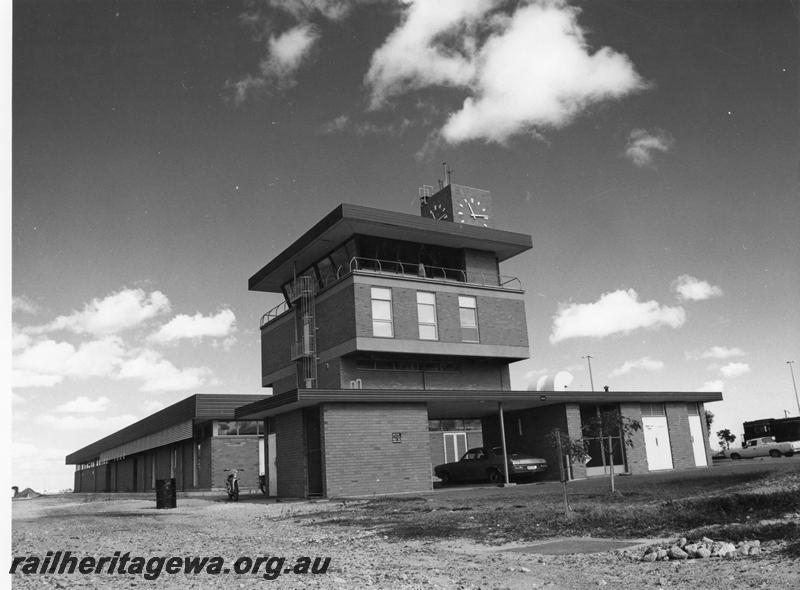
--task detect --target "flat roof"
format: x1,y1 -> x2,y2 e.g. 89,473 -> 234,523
249,203 -> 533,293
65,394 -> 264,465
235,389 -> 723,420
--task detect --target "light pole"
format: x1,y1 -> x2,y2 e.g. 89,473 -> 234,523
788,361 -> 800,416
582,355 -> 595,391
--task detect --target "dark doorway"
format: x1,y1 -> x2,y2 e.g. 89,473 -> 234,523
304,407 -> 323,497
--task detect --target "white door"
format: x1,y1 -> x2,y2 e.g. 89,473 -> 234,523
443,432 -> 467,463
688,415 -> 708,467
642,416 -> 673,471
267,433 -> 277,496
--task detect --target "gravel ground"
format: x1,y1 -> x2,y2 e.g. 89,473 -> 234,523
11,495 -> 800,589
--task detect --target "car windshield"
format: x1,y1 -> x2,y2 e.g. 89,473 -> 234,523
491,447 -> 526,456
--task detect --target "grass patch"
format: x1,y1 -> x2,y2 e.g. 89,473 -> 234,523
301,467 -> 800,544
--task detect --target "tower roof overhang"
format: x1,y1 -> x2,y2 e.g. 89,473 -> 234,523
235,389 -> 723,421
249,204 -> 533,293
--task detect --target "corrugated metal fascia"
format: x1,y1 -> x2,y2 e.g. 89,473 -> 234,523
194,394 -> 267,419
234,391 -> 297,419
65,395 -> 198,464
66,394 -> 267,464
98,420 -> 193,462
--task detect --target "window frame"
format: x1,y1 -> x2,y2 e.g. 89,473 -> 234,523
416,291 -> 438,340
458,295 -> 479,342
370,287 -> 394,338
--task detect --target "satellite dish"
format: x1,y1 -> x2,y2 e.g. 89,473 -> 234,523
533,371 -> 574,391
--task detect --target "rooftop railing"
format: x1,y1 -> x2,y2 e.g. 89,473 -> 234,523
349,257 -> 522,290
259,256 -> 522,329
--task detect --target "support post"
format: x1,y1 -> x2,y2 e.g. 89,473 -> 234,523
498,402 -> 510,485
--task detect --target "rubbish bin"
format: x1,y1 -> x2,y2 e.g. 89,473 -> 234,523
155,478 -> 176,509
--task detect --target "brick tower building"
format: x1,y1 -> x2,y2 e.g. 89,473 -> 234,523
237,183 -> 721,498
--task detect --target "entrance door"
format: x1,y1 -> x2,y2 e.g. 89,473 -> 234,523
443,432 -> 467,463
304,408 -> 323,497
688,414 -> 708,467
266,433 -> 277,496
642,417 -> 673,471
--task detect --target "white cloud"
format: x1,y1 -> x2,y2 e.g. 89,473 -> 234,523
320,114 -> 350,134
698,380 -> 724,392
12,442 -> 75,493
143,400 -> 167,414
149,308 -> 237,345
440,2 -> 646,144
12,328 -> 32,351
231,24 -> 319,101
12,296 -> 39,314
688,346 -> 746,360
625,128 -> 675,167
231,0 -> 373,102
35,413 -> 138,432
55,396 -> 111,414
27,288 -> 170,337
720,362 -> 751,378
550,289 -> 686,343
366,0 -> 645,144
609,357 -> 664,377
12,336 -> 126,388
365,0 -> 487,108
117,349 -> 213,392
672,275 -> 723,302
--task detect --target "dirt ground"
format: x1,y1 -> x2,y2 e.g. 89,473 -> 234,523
11,494 -> 800,589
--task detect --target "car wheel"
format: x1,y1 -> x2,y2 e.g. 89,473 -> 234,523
769,449 -> 782,458
488,469 -> 503,484
730,453 -> 741,460
785,451 -> 795,457
438,471 -> 450,485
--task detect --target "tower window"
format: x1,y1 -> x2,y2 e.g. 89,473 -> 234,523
416,292 -> 438,340
371,287 -> 394,337
458,296 -> 479,342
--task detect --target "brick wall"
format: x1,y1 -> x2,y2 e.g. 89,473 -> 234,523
260,314 -> 295,384
666,402 -> 694,470
272,373 -> 298,396
196,438 -> 212,489
698,402 -> 713,466
620,403 -> 648,475
321,403 -> 432,497
275,410 -> 307,498
317,357 -> 342,389
475,296 -> 528,348
463,249 -> 499,284
210,436 -> 262,490
352,281 -> 528,349
315,283 -> 356,351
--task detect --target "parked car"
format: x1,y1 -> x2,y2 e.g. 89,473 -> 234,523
434,446 -> 548,484
725,437 -> 800,460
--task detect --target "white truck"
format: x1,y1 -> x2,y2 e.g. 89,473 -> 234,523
727,436 -> 800,459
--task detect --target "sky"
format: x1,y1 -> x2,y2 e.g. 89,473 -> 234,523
10,0 -> 799,492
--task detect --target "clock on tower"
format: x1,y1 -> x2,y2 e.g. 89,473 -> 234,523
420,183 -> 493,228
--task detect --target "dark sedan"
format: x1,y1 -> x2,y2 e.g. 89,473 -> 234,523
434,446 -> 548,484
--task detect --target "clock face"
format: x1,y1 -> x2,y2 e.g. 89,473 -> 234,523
431,202 -> 448,221
455,196 -> 490,227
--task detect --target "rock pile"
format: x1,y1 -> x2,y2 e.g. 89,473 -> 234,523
640,537 -> 761,561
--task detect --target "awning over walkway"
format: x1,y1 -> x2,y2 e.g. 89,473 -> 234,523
235,389 -> 722,420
